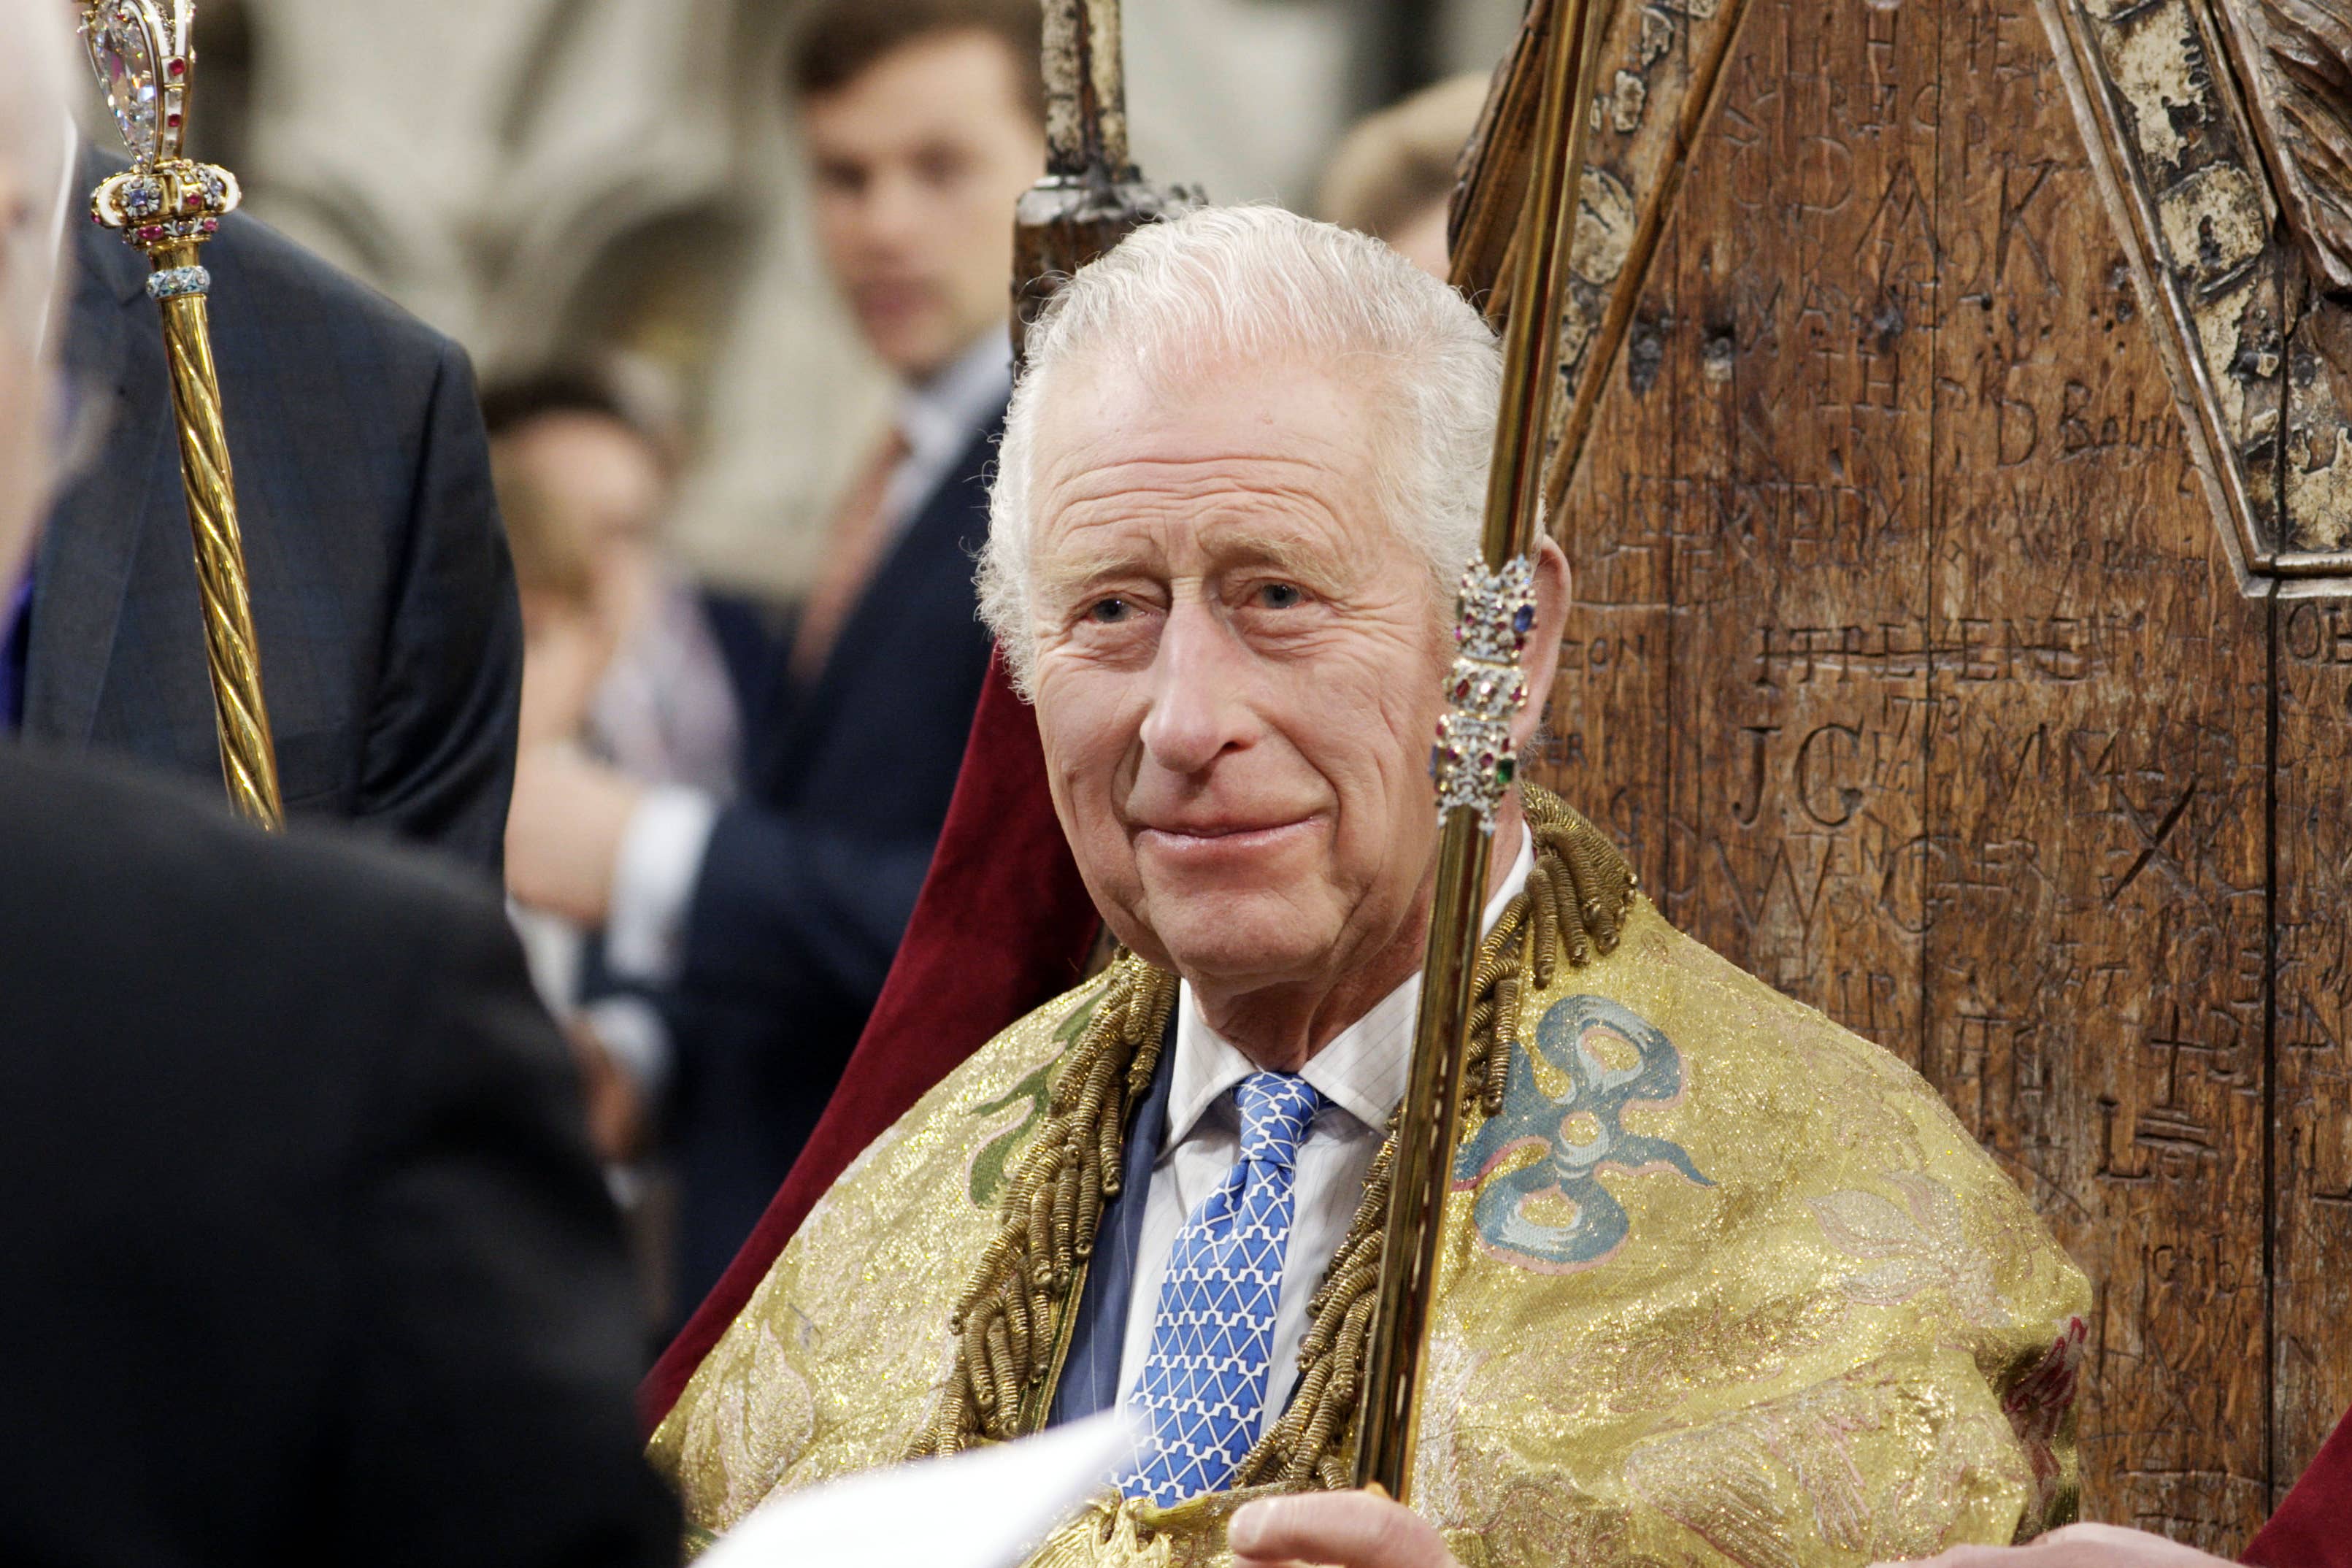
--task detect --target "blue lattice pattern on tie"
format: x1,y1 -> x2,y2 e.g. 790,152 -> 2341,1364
1116,1072 -> 1322,1507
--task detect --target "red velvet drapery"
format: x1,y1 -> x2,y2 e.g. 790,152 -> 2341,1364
639,649 -> 1099,1430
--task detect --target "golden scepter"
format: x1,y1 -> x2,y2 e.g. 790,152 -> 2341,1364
1353,0 -> 1610,1499
77,0 -> 283,829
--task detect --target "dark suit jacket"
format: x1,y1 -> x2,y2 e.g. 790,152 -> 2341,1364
1050,1025 -> 1180,1426
26,146 -> 522,874
664,410 -> 1003,1310
0,744 -> 675,1567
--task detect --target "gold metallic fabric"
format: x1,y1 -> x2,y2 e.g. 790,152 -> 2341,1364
651,880 -> 2091,1567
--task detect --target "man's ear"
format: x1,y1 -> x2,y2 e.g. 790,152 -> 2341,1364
1509,535 -> 1572,756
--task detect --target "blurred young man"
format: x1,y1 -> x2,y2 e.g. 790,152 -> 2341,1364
0,4 -> 672,1564
505,0 -> 1047,1312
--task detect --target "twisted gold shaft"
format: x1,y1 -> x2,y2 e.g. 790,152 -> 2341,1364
154,253 -> 282,827
78,2 -> 283,829
80,0 -> 282,827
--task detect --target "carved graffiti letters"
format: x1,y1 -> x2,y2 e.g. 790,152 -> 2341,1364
1530,0 -> 2348,1532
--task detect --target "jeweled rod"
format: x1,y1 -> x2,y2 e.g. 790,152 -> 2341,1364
78,0 -> 283,829
1353,0 -> 1610,1502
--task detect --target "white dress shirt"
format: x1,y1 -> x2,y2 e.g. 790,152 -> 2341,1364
602,330 -> 1014,1034
1116,825 -> 1535,1435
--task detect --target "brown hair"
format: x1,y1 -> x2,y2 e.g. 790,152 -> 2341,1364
790,0 -> 1046,124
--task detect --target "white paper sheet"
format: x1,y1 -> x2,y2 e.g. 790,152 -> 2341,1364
696,1411 -> 1137,1568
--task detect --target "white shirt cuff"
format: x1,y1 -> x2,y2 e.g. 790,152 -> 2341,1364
605,785 -> 720,984
580,994 -> 674,1097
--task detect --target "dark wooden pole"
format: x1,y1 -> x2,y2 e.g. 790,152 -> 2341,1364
1010,0 -> 1202,369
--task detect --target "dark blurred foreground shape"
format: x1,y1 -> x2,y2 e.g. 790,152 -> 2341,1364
0,744 -> 677,1568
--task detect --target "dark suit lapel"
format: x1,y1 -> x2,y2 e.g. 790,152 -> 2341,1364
26,154 -> 168,747
1048,1008 -> 1178,1428
763,408 -> 1006,793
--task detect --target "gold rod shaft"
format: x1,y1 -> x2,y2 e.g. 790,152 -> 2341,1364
1355,813 -> 1489,1496
155,247 -> 283,829
1480,0 -> 1603,572
1354,0 -> 1608,1500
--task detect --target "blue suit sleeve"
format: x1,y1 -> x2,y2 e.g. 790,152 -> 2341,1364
676,803 -> 939,1017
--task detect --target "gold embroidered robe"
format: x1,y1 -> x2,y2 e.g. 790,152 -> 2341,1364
650,870 -> 2091,1568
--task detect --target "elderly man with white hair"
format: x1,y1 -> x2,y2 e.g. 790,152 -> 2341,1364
653,205 -> 2088,1568
0,7 -> 673,1563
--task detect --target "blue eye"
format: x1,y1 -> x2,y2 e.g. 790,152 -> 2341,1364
1088,598 -> 1131,624
1258,583 -> 1304,610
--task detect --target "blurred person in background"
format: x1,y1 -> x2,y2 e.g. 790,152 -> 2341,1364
491,385 -> 653,1169
487,367 -> 747,803
1315,72 -> 1490,279
7,2 -> 522,874
504,0 -> 1044,1315
0,3 -> 675,1561
490,368 -> 752,1183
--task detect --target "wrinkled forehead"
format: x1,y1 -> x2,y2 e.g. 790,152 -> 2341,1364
1024,349 -> 1409,555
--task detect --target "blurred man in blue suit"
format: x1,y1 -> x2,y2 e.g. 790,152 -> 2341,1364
504,0 -> 1046,1311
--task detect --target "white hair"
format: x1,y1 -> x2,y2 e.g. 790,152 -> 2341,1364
979,204 -> 1502,694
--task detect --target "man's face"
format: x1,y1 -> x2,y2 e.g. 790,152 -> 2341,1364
1025,357 -> 1456,1001
494,413 -> 667,560
803,31 -> 1044,380
493,410 -> 669,638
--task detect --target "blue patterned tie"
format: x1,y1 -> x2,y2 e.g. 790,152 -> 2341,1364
1117,1071 -> 1323,1506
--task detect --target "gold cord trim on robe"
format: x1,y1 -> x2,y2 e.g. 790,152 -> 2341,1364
910,957 -> 1180,1453
652,777 -> 2094,1565
911,785 -> 1637,1484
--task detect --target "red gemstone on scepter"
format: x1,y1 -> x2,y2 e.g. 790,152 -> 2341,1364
167,58 -> 186,77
